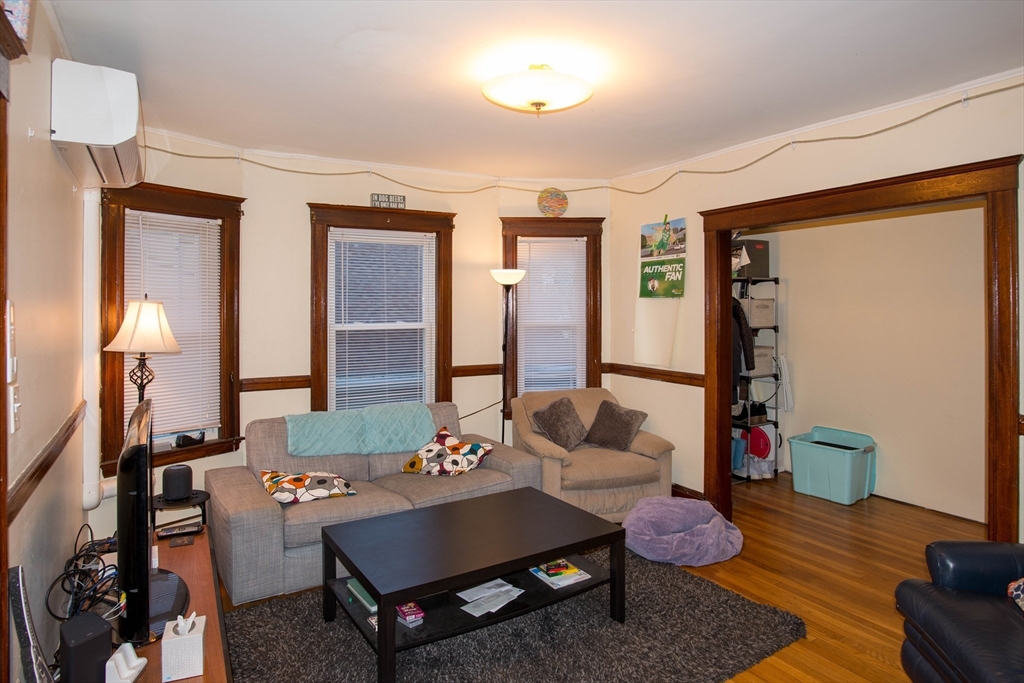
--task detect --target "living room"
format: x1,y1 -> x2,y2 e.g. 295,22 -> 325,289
2,2 -> 1023,682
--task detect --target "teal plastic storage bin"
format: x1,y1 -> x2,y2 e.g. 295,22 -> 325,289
788,426 -> 876,505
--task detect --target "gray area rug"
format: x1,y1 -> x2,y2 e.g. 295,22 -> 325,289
225,549 -> 805,683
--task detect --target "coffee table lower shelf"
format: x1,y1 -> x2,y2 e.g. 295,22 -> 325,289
328,553 -> 609,652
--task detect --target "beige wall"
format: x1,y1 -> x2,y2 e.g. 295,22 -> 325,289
766,207 -> 986,520
6,6 -> 88,670
86,135 -> 612,535
606,75 -> 1023,532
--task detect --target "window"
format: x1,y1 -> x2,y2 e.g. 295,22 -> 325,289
122,209 -> 222,441
309,204 -> 454,411
516,237 -> 587,394
328,228 -> 436,409
101,183 -> 244,474
500,217 -> 603,416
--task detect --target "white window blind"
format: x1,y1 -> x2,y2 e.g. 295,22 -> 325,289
328,228 -> 436,410
516,236 -> 587,395
123,208 -> 222,441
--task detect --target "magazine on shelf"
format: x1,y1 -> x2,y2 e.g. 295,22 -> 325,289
529,565 -> 590,589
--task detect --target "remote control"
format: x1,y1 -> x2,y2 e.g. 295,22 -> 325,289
156,524 -> 204,539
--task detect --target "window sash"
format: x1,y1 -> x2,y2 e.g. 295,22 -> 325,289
327,228 -> 436,410
516,237 -> 587,395
123,209 -> 222,441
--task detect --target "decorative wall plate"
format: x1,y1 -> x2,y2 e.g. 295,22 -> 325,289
537,187 -> 568,217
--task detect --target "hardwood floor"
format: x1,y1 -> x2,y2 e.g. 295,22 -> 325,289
688,473 -> 985,683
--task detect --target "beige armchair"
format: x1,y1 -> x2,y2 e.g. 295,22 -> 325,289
511,387 -> 673,522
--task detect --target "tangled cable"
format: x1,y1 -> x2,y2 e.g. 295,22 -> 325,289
45,524 -> 125,624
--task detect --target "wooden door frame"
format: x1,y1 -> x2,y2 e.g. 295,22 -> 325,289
700,155 -> 1023,542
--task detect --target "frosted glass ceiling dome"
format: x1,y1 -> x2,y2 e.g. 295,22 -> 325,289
482,64 -> 593,115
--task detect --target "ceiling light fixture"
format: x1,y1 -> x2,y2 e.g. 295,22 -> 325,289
482,64 -> 593,116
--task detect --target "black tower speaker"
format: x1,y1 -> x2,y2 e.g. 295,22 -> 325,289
163,464 -> 193,502
60,612 -> 111,683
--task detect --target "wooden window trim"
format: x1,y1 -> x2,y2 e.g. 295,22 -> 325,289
308,204 -> 454,411
500,217 -> 604,418
100,183 -> 245,476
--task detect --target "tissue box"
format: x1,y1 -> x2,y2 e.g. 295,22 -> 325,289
161,615 -> 205,682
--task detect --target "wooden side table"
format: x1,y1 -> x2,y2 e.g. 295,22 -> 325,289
151,490 -> 210,528
137,531 -> 231,683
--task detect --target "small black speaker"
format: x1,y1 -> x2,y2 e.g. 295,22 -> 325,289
163,464 -> 193,502
60,612 -> 111,683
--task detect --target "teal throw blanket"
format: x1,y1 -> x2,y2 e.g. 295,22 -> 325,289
286,403 -> 436,457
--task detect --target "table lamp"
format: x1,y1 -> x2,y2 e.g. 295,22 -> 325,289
104,295 -> 181,403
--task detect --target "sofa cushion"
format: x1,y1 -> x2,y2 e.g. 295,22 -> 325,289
585,400 -> 648,451
403,428 -> 493,476
260,470 -> 355,504
533,397 -> 588,451
282,480 -> 412,548
520,388 -> 617,431
374,468 -> 513,507
560,447 -> 661,491
896,578 -> 1024,683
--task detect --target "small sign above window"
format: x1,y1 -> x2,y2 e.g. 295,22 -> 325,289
371,193 -> 405,209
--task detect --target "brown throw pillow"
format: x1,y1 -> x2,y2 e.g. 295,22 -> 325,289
586,400 -> 648,451
532,397 -> 588,451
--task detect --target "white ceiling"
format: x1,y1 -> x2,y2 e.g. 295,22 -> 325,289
48,0 -> 1024,180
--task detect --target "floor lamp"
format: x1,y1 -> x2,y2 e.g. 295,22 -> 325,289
104,295 -> 181,403
490,269 -> 525,443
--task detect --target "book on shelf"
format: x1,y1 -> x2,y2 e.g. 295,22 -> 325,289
398,615 -> 423,628
530,565 -> 590,589
539,559 -> 579,577
347,578 -> 378,614
367,615 -> 378,632
396,602 -> 424,621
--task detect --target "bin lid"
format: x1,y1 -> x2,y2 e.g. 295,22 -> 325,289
749,427 -> 771,458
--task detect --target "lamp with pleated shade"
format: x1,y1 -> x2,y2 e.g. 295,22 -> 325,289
104,295 -> 181,403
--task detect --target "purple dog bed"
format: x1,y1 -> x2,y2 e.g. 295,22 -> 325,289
623,497 -> 743,566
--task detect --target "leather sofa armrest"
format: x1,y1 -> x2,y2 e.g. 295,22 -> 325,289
926,541 -> 1024,595
629,430 -> 674,459
463,433 -> 541,490
205,466 -> 285,605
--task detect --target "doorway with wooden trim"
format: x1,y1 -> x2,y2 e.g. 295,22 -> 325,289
700,156 -> 1022,542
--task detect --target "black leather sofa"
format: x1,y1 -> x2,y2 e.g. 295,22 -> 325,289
895,540 -> 1024,683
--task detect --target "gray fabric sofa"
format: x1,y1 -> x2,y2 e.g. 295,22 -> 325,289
205,402 -> 540,605
511,388 -> 674,523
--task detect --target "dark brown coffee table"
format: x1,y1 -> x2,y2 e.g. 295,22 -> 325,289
322,486 -> 625,683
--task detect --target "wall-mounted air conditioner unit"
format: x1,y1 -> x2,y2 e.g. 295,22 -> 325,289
50,58 -> 145,188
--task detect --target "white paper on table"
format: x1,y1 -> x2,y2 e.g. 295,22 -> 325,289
460,586 -> 523,617
456,578 -> 511,603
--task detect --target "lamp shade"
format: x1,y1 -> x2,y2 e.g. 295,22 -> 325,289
104,299 -> 181,354
490,269 -> 526,286
482,64 -> 593,114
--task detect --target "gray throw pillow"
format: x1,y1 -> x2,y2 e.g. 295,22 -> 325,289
586,400 -> 648,451
532,397 -> 588,451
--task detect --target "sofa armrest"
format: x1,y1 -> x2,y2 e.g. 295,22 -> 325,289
463,434 -> 541,490
926,541 -> 1024,595
516,429 -> 571,465
629,430 -> 674,460
205,467 -> 285,605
